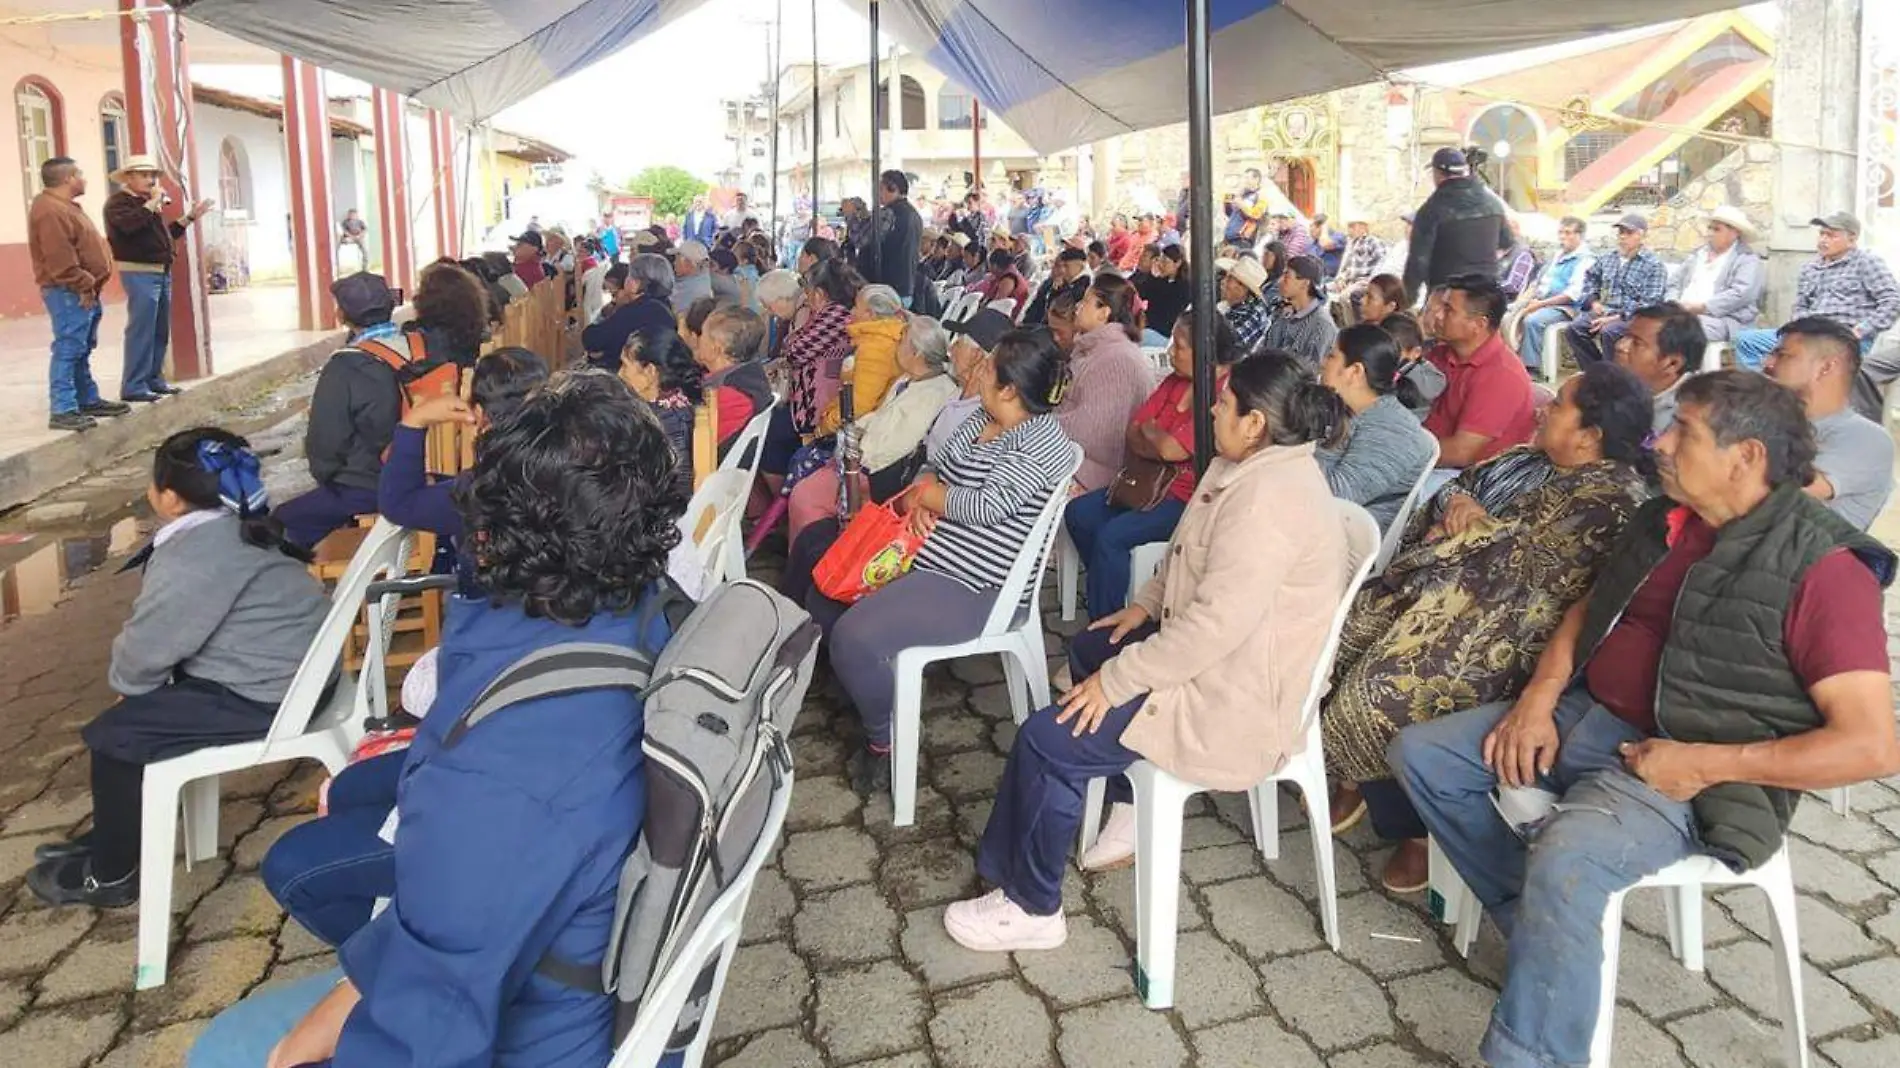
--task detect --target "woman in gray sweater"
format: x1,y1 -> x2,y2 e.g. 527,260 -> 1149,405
28,428 -> 326,910
1317,325 -> 1440,533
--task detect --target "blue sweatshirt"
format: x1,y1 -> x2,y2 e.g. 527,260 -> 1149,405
377,425 -> 464,537
328,592 -> 669,1068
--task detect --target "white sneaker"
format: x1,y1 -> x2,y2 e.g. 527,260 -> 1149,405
1080,802 -> 1137,871
943,888 -> 1068,952
1053,663 -> 1074,692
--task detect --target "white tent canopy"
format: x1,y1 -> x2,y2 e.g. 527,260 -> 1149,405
175,0 -> 705,121
178,0 -> 1743,150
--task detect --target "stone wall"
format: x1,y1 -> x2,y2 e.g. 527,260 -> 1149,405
1640,142 -> 1778,257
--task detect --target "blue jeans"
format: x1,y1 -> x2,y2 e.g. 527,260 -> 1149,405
1734,327 -> 1874,371
121,270 -> 173,395
262,750 -> 403,946
1517,306 -> 1573,370
1064,489 -> 1187,618
1391,686 -> 1698,1068
43,286 -> 103,414
976,621 -> 1156,914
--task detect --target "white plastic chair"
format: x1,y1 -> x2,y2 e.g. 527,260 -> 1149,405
1439,835 -> 1806,1068
887,445 -> 1084,826
606,769 -> 793,1068
1079,500 -> 1381,1008
1056,525 -> 1082,622
1140,346 -> 1172,376
941,290 -> 983,324
987,297 -> 1019,319
135,519 -> 413,989
1542,322 -> 1568,386
716,396 -> 777,484
938,284 -> 965,310
1126,541 -> 1169,606
679,469 -> 754,586
1372,434 -> 1441,576
1703,341 -> 1730,374
1831,786 -> 1851,815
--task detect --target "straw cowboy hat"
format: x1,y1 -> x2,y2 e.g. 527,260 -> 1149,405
1214,255 -> 1269,298
1707,205 -> 1756,241
109,153 -> 163,182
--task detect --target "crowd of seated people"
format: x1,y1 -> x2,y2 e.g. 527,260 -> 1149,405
34,182 -> 1900,1068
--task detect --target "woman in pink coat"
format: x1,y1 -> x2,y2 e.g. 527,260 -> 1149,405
944,350 -> 1355,952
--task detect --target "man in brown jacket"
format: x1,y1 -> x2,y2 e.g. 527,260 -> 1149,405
27,157 -> 128,431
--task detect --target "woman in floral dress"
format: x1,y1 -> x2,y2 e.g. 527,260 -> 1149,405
1321,363 -> 1656,893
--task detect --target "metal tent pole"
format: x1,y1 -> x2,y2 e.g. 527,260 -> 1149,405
770,0 -> 782,234
867,0 -> 882,282
972,100 -> 982,199
811,0 -> 821,216
1186,0 -> 1216,478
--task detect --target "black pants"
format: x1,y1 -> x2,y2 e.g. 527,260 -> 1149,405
80,676 -> 277,881
1361,777 -> 1428,842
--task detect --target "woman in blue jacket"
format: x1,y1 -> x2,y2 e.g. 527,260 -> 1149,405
190,370 -> 687,1068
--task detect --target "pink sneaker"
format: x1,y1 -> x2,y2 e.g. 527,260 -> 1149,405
943,889 -> 1068,952
1080,802 -> 1136,872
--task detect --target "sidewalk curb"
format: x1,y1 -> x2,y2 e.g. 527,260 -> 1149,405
0,332 -> 343,513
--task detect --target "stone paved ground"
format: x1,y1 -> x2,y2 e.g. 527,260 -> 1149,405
3,479 -> 1900,1067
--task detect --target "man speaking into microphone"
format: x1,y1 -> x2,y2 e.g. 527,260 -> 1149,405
102,154 -> 211,402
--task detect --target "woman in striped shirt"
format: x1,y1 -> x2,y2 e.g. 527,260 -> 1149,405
822,329 -> 1080,793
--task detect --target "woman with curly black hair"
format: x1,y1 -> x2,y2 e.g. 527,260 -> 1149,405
192,370 -> 685,1068
406,260 -> 491,367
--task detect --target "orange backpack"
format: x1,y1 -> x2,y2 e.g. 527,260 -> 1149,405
354,332 -> 461,417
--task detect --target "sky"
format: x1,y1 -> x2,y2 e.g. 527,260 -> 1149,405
492,0 -> 877,187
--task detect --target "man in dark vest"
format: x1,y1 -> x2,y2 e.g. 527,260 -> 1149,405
1390,369 -> 1900,1068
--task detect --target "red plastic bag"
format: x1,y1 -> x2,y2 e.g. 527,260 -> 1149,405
813,492 -> 927,604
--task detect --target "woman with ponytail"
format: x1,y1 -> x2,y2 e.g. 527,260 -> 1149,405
944,351 -> 1353,951
821,329 -> 1078,794
1059,272 -> 1156,492
27,428 -> 326,909
1318,324 -> 1440,533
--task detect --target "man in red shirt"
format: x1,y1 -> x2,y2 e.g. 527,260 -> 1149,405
1391,369 -> 1899,1068
1422,274 -> 1537,468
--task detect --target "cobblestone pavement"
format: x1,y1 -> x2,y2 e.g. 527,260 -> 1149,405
3,513 -> 1900,1068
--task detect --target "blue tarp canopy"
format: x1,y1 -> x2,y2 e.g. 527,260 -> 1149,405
856,0 -> 1747,154
179,0 -> 1744,149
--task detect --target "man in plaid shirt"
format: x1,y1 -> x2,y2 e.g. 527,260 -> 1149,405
1733,212 -> 1900,370
1333,216 -> 1389,315
1565,213 -> 1668,366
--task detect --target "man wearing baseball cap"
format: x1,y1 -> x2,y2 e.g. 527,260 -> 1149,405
509,229 -> 550,288
1214,255 -> 1271,350
274,272 -> 410,548
1732,211 -> 1899,371
1664,205 -> 1764,345
102,154 -> 213,402
1402,147 -> 1509,304
1565,213 -> 1668,368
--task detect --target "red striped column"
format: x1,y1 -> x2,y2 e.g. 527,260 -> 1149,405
283,56 -> 338,331
427,110 -> 462,261
372,87 -> 416,292
120,0 -> 210,378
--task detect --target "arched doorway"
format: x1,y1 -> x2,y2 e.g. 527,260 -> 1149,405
1467,105 -> 1541,211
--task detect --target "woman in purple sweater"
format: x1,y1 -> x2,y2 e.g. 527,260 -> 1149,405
376,347 -> 549,537
1057,273 -> 1157,492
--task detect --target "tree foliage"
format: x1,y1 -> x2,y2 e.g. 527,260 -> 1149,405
626,166 -> 708,218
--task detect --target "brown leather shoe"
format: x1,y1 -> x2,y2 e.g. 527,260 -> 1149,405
1380,838 -> 1431,894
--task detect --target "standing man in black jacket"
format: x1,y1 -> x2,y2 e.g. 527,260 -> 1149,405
873,169 -> 923,306
102,154 -> 212,402
1403,148 -> 1510,305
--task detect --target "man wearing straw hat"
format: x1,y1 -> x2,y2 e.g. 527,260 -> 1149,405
1664,204 -> 1764,346
103,153 -> 212,403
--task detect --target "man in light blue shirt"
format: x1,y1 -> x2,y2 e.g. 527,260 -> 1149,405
1514,215 -> 1593,371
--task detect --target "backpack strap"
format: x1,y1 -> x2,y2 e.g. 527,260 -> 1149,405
442,642 -> 655,750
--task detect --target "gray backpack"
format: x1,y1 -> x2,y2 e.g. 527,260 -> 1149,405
443,578 -> 821,1047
